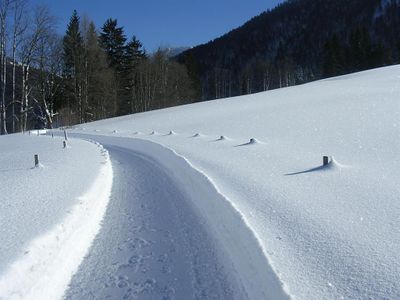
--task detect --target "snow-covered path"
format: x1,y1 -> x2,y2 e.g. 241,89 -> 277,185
66,66 -> 400,300
65,144 -> 244,299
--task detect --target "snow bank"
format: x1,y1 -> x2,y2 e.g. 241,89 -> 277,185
28,129 -> 48,136
0,136 -> 113,300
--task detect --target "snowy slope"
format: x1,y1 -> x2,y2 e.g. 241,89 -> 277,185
68,65 -> 400,299
0,134 -> 113,299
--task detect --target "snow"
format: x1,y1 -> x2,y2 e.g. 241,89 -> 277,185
0,65 -> 399,299
63,137 -> 287,299
0,134 -> 113,299
69,65 -> 400,299
66,143 -> 245,299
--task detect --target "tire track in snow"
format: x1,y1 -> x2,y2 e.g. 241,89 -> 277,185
65,145 -> 241,299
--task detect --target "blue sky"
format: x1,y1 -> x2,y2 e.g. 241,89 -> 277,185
29,0 -> 284,52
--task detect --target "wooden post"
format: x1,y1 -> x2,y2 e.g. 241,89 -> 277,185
323,156 -> 330,166
64,130 -> 68,141
51,131 -> 54,138
63,140 -> 67,148
37,130 -> 39,136
34,154 -> 39,167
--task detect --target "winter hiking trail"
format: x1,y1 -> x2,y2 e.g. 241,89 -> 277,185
65,135 -> 290,299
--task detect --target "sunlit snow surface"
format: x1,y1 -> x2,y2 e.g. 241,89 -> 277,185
0,135 -> 113,299
72,66 -> 400,299
0,65 -> 399,300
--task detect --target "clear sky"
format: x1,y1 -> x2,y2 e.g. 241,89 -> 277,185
29,0 -> 284,52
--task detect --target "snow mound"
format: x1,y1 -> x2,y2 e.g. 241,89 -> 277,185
191,133 -> 203,138
236,138 -> 262,146
285,156 -> 347,176
29,129 -> 47,136
215,135 -> 229,141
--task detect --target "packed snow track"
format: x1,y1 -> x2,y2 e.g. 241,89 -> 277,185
65,135 -> 289,300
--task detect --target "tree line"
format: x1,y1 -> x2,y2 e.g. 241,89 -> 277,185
177,0 -> 400,101
0,1 -> 194,134
2,0 -> 399,134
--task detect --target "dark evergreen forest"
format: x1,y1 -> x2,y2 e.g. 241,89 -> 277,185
177,0 -> 400,100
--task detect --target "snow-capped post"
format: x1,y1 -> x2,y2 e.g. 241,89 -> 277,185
323,156 -> 330,166
64,130 -> 68,141
63,140 -> 67,149
34,154 -> 39,167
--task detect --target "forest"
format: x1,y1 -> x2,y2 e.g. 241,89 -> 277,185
1,0 -> 400,133
177,0 -> 400,101
0,0 -> 194,134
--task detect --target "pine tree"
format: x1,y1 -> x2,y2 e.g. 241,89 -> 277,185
124,36 -> 146,71
124,35 -> 146,113
99,18 -> 128,114
99,18 -> 127,73
348,27 -> 373,71
323,34 -> 345,77
63,10 -> 84,124
85,22 -> 117,119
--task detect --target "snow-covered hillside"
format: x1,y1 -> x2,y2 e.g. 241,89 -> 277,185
1,65 -> 399,299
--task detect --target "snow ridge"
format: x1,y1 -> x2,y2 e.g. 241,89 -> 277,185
0,141 -> 113,300
155,143 -> 291,299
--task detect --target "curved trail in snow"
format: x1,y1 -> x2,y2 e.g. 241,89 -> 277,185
65,144 -> 243,299
65,135 -> 290,299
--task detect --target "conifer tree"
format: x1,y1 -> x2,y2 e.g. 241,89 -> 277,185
85,22 -> 117,119
99,18 -> 128,114
124,36 -> 146,71
63,10 -> 84,123
348,27 -> 372,71
99,18 -> 127,73
323,34 -> 345,77
124,35 -> 146,113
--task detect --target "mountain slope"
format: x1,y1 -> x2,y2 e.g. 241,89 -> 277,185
178,0 -> 400,100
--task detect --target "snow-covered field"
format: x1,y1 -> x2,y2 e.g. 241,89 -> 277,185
0,65 -> 399,299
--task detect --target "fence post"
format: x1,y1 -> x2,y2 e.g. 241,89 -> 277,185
323,156 -> 330,166
64,130 -> 68,141
34,154 -> 39,167
63,140 -> 67,148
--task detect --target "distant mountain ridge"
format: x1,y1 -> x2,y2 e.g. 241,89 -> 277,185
163,47 -> 191,58
177,0 -> 400,101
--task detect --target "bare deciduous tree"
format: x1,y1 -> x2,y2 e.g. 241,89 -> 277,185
19,5 -> 54,131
